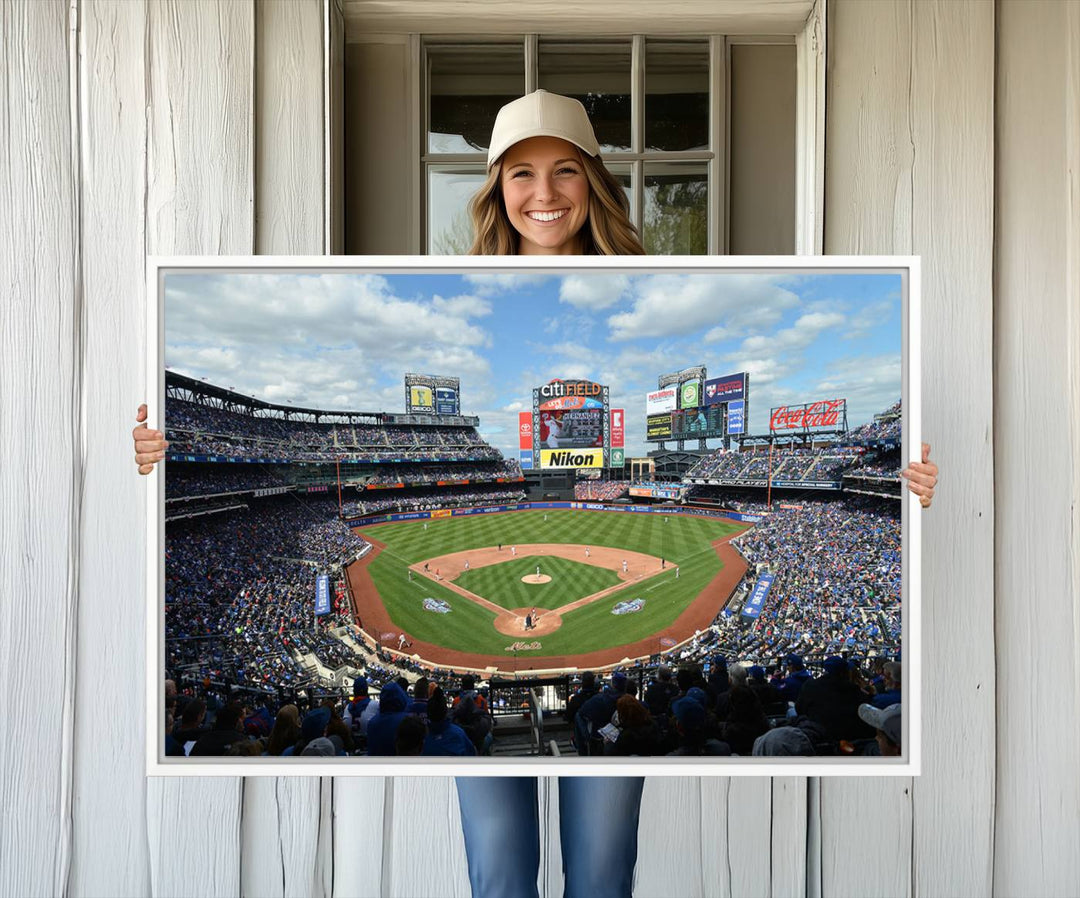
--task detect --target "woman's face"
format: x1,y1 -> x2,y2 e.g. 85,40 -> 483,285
499,136 -> 590,255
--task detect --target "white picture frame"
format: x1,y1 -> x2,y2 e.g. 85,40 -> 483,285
146,254 -> 920,777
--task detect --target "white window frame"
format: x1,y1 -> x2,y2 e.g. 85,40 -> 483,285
393,1 -> 825,255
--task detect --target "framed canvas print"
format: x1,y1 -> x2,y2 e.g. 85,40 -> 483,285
146,256 -> 920,776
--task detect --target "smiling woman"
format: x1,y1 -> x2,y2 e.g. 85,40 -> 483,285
467,90 -> 645,256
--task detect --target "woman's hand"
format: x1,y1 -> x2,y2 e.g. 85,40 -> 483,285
133,403 -> 168,475
901,442 -> 937,508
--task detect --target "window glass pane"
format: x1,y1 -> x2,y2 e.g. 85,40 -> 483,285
538,41 -> 631,153
428,167 -> 487,254
643,163 -> 707,254
645,40 -> 709,152
428,44 -> 524,154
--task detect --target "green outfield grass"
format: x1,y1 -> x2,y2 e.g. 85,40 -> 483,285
363,509 -> 742,658
453,555 -> 622,611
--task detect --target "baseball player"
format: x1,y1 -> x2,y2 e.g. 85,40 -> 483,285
622,559 -> 628,573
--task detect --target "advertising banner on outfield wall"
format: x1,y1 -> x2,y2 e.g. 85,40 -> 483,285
518,412 -> 533,449
704,373 -> 747,405
646,388 -> 677,415
610,408 -> 624,447
540,448 -> 604,469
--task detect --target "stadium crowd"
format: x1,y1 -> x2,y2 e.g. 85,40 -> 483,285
166,495 -> 367,690
164,656 -> 901,760
165,399 -> 503,463
341,487 -> 527,518
574,480 -> 629,501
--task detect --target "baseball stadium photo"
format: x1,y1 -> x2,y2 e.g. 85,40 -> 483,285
160,266 -> 912,763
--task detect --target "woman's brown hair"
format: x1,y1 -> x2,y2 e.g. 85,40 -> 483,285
468,151 -> 645,256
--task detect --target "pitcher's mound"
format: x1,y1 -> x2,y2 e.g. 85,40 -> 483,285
521,574 -> 552,584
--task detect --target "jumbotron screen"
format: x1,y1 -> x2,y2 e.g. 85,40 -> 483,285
670,405 -> 726,439
538,408 -> 604,450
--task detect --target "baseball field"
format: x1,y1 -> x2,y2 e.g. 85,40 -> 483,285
346,508 -> 749,671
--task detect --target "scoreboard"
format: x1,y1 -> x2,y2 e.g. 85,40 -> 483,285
670,405 -> 726,439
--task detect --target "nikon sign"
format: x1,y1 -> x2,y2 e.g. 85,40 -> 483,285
540,448 -> 604,469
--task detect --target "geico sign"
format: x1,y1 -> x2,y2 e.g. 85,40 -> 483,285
539,379 -> 603,399
540,448 -> 603,468
770,399 -> 845,430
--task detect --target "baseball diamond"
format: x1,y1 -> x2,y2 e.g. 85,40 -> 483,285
346,508 -> 748,672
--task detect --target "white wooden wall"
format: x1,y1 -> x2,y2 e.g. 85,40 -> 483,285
2,1 -> 1078,896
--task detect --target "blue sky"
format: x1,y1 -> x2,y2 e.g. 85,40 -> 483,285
165,270 -> 902,458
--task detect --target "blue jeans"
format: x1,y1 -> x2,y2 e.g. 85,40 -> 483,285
455,776 -> 646,898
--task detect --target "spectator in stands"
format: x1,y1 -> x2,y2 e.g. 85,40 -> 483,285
752,726 -> 815,756
779,655 -> 813,701
266,704 -> 300,756
284,706 -> 332,757
611,694 -> 663,757
719,686 -> 770,756
409,677 -> 431,722
343,678 -> 376,741
367,681 -> 410,756
666,693 -> 730,756
871,661 -> 902,708
643,666 -> 679,725
395,716 -> 428,756
173,698 -> 208,755
858,703 -> 902,756
451,675 -> 493,755
190,701 -> 246,756
795,657 -> 876,744
326,716 -> 354,756
164,705 -> 184,757
564,671 -> 599,750
423,686 -> 477,757
747,665 -> 784,709
575,671 -> 628,756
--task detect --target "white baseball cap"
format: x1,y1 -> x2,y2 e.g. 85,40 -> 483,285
486,90 -> 601,169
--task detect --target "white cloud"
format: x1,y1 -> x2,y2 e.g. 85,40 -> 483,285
737,311 -> 846,355
606,274 -> 800,341
462,273 -> 550,295
558,274 -> 630,310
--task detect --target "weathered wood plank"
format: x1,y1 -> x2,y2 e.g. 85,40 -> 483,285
382,777 -> 471,898
331,778 -> 387,898
993,2 -> 1080,894
908,2 -> 996,895
144,2 -> 255,896
254,0 -> 324,255
0,1 -> 78,895
70,1 -> 153,894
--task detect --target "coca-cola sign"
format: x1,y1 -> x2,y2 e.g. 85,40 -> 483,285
769,398 -> 846,431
